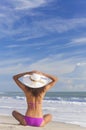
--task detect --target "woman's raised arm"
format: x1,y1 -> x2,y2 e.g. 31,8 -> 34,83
33,71 -> 58,91
13,70 -> 37,92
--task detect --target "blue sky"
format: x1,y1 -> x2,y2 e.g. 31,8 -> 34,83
0,0 -> 86,92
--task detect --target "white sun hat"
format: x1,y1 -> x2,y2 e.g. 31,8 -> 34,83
23,73 -> 52,88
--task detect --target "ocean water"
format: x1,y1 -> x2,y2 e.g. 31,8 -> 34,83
0,91 -> 86,127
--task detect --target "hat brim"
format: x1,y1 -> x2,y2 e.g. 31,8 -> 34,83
22,74 -> 51,88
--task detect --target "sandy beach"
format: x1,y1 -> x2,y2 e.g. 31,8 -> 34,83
0,115 -> 86,130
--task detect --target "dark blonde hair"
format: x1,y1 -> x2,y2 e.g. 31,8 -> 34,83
26,86 -> 46,97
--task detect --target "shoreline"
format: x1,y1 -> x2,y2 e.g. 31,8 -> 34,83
0,115 -> 86,130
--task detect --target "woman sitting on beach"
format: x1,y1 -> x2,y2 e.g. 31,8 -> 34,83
12,70 -> 58,127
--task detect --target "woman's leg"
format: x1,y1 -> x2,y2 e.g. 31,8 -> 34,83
40,114 -> 52,127
12,110 -> 27,126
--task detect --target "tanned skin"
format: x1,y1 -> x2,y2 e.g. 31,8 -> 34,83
12,70 -> 58,127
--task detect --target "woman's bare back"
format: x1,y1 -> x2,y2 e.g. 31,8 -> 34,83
25,89 -> 45,118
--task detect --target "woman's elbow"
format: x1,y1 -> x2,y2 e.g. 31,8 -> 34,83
13,75 -> 17,80
53,77 -> 58,82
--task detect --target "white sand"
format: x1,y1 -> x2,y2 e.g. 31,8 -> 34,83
0,115 -> 86,130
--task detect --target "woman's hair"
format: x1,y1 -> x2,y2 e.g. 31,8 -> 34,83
26,86 -> 46,97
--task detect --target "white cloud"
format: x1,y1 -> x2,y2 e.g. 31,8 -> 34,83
6,44 -> 21,48
0,0 -> 86,40
0,0 -> 47,11
13,0 -> 46,10
1,3 -> 86,40
0,53 -> 85,91
36,18 -> 86,33
0,0 -> 48,39
60,63 -> 86,91
50,36 -> 86,51
72,37 -> 86,44
0,57 -> 30,66
63,37 -> 86,49
0,57 -> 31,75
0,53 -> 76,75
6,41 -> 53,49
65,62 -> 86,79
27,57 -> 86,91
0,13 -> 5,17
0,63 -> 30,75
27,55 -> 75,75
16,18 -> 86,41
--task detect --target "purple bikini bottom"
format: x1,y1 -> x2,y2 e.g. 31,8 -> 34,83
24,116 -> 43,127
